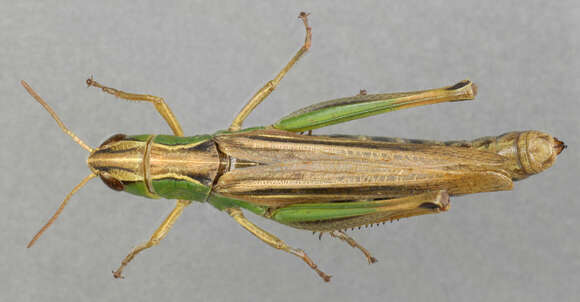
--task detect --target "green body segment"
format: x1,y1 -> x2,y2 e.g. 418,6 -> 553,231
126,134 -> 152,142
124,182 -> 158,199
206,193 -> 267,216
152,179 -> 211,201
152,134 -> 213,145
147,134 -> 218,201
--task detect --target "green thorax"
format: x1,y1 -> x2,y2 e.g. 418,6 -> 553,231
88,133 -> 221,201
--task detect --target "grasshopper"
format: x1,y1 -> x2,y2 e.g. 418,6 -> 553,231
23,13 -> 565,282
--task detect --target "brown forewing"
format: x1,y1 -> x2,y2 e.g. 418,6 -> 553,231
213,129 -> 513,206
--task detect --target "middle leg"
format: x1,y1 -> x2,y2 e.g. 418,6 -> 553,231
229,12 -> 312,131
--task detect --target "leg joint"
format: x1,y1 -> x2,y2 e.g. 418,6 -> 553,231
265,80 -> 276,92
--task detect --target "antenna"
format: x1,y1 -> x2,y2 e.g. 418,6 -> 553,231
21,80 -> 93,152
27,173 -> 97,248
21,80 -> 98,247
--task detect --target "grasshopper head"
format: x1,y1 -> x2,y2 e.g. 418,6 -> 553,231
22,81 -> 157,248
88,134 -> 129,191
88,133 -> 154,197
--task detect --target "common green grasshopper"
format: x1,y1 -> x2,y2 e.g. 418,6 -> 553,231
23,13 -> 565,282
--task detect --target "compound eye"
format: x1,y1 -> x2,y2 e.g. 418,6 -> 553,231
99,133 -> 127,148
99,173 -> 124,191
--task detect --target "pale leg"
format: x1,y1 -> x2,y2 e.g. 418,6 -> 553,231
226,208 -> 331,282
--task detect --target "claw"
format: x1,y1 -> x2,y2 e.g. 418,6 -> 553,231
112,270 -> 125,279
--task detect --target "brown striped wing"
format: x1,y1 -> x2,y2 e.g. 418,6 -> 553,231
213,129 -> 513,206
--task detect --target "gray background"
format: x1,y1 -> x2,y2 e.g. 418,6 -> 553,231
2,1 -> 578,301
